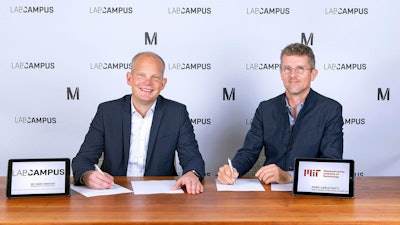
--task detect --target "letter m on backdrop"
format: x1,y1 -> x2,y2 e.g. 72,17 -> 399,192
301,33 -> 314,46
223,88 -> 235,101
67,87 -> 79,100
145,32 -> 157,45
377,88 -> 390,101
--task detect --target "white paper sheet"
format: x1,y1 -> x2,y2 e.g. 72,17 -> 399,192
271,183 -> 293,191
215,178 -> 265,191
131,180 -> 184,195
71,184 -> 133,197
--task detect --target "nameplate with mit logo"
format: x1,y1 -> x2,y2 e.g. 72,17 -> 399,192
6,158 -> 70,198
293,158 -> 354,198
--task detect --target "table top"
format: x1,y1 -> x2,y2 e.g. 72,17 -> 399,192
1,176 -> 400,225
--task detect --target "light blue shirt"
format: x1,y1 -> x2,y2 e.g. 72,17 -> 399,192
285,97 -> 304,181
285,98 -> 304,127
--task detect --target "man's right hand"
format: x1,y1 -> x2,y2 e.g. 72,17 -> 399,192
217,164 -> 239,185
82,170 -> 115,189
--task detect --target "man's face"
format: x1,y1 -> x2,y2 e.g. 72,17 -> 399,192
126,54 -> 167,107
280,54 -> 318,97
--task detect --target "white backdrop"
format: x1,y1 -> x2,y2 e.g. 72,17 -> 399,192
1,0 -> 399,177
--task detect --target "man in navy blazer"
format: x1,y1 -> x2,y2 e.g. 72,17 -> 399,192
72,52 -> 205,194
217,43 -> 343,185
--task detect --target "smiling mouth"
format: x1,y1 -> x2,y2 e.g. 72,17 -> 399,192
140,87 -> 153,93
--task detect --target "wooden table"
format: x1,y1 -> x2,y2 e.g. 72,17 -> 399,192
0,176 -> 399,224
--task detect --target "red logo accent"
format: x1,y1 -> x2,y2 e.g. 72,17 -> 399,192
304,169 -> 321,177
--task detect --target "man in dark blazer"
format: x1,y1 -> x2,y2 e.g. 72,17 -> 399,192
217,43 -> 343,185
72,52 -> 205,194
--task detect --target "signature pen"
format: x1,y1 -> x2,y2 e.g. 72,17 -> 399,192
94,164 -> 115,188
228,158 -> 236,184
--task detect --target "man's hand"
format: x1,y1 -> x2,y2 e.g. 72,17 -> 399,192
173,171 -> 204,194
255,164 -> 292,184
82,170 -> 115,189
217,164 -> 239,185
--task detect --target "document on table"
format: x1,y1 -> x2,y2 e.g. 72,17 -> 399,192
71,184 -> 133,197
131,180 -> 184,195
271,183 -> 293,191
215,178 -> 265,191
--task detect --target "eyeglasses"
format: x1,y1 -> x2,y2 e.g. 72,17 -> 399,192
281,66 -> 313,74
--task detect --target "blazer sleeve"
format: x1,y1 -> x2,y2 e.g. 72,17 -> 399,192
175,105 -> 205,179
319,101 -> 344,159
71,104 -> 106,185
231,103 -> 265,176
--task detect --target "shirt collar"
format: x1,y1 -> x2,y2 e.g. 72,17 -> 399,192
130,97 -> 157,115
285,97 -> 304,112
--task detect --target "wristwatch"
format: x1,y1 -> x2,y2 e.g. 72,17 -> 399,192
190,169 -> 201,179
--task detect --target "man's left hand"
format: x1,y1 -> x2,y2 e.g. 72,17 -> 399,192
173,171 -> 204,194
255,164 -> 292,184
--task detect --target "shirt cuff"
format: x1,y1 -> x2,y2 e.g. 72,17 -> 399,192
79,171 -> 91,185
288,170 -> 294,183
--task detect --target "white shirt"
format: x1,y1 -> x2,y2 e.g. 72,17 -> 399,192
126,99 -> 156,176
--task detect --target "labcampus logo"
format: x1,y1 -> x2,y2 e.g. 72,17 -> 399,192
168,63 -> 211,70
246,63 -> 280,70
344,118 -> 365,125
324,8 -> 368,15
89,7 -> 133,14
15,116 -> 57,124
13,169 -> 65,176
90,62 -> 131,70
10,6 -> 54,14
168,7 -> 212,15
11,62 -> 55,70
246,8 -> 290,15
323,63 -> 367,70
190,118 -> 211,125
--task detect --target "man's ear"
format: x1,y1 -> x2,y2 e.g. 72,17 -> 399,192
126,72 -> 132,85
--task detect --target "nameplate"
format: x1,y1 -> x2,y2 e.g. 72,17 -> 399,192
6,158 -> 70,198
293,158 -> 354,198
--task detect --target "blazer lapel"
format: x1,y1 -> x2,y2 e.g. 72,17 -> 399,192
122,95 -> 132,169
145,96 -> 164,168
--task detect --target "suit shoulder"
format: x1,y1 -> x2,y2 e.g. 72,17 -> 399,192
259,93 -> 285,107
98,95 -> 130,109
312,91 -> 342,108
157,96 -> 186,110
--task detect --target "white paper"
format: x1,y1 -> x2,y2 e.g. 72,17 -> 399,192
271,183 -> 293,191
131,180 -> 184,195
215,178 -> 265,191
71,184 -> 133,197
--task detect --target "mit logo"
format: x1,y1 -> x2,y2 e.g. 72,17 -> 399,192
304,169 -> 321,177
